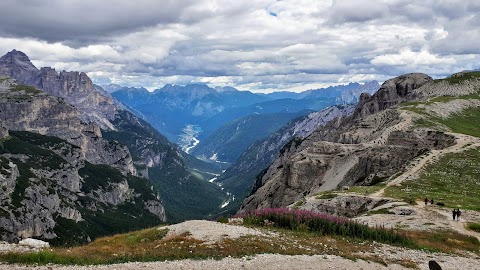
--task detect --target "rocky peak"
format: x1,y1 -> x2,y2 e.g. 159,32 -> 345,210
352,73 -> 432,119
0,50 -> 37,71
335,80 -> 380,105
0,50 -> 119,130
0,50 -> 39,84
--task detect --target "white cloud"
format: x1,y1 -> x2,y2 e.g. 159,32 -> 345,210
371,49 -> 456,66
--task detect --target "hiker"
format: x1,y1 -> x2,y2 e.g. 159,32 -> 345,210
425,197 -> 428,206
457,209 -> 462,221
452,209 -> 457,220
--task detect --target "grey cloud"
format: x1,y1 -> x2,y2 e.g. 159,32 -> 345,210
327,0 -> 388,24
0,0 -> 197,45
1,0 -> 478,92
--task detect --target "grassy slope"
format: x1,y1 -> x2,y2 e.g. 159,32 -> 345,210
384,147 -> 480,211
386,80 -> 480,210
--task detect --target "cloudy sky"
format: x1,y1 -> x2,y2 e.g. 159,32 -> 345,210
0,0 -> 479,92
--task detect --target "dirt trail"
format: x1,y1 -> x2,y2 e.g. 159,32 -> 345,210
371,133 -> 480,198
414,201 -> 480,241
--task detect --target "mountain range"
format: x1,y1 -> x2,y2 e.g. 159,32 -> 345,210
110,81 -> 379,155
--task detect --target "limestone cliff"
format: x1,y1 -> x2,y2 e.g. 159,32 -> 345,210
0,80 -> 166,244
0,78 -> 135,175
217,105 -> 355,199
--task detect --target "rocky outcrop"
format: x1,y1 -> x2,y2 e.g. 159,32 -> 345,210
240,73 -> 456,212
298,194 -> 395,218
0,78 -> 166,244
0,50 -> 38,86
0,79 -> 135,175
352,73 -> 432,120
1,50 -> 229,224
0,50 -> 117,130
0,131 -> 166,244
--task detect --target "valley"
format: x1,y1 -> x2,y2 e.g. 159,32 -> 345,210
178,124 -> 202,154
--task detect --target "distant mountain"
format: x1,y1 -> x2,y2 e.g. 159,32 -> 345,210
0,50 -> 229,226
191,110 -> 313,163
262,91 -> 302,100
111,82 -> 378,146
102,83 -> 129,93
335,81 -> 379,104
261,81 -> 380,102
197,97 -> 338,140
112,84 -> 272,142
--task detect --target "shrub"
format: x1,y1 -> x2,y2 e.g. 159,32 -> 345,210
238,208 -> 411,245
467,222 -> 480,233
216,216 -> 228,224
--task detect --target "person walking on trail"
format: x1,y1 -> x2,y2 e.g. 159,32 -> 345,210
452,209 -> 457,220
457,209 -> 462,221
425,197 -> 428,207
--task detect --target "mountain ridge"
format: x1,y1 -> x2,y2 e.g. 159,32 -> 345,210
240,72 -> 478,212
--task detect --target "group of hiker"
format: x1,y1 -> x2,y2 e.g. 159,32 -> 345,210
452,208 -> 462,221
424,197 -> 463,221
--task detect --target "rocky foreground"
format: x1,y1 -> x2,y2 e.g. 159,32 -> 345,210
0,253 -> 478,270
0,220 -> 479,270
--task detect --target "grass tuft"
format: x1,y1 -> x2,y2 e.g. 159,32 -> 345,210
466,222 -> 480,233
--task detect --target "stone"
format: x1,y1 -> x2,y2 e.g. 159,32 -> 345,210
18,238 -> 50,249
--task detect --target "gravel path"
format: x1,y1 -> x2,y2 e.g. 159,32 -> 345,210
0,254 -> 409,270
1,251 -> 479,270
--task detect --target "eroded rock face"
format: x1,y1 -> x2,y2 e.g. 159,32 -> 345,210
352,73 -> 432,120
299,195 -> 395,218
0,132 -> 166,243
240,73 -> 455,212
0,80 -> 136,175
217,105 -> 355,197
1,50 -> 223,226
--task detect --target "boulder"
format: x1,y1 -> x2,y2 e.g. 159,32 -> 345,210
18,238 -> 50,249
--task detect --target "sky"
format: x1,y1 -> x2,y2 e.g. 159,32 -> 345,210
0,0 -> 479,93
